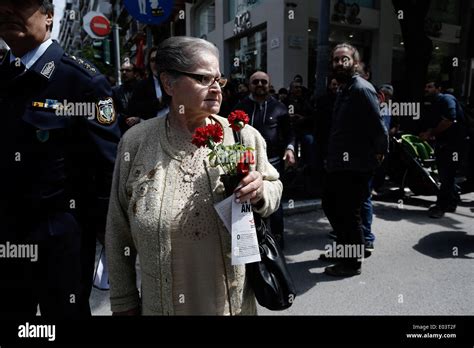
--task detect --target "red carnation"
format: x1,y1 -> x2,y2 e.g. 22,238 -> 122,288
192,124 -> 223,148
228,110 -> 250,132
236,150 -> 255,175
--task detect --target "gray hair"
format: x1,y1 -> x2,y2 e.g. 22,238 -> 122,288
156,36 -> 219,74
156,36 -> 219,105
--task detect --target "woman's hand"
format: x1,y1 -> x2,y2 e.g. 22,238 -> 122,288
234,171 -> 264,205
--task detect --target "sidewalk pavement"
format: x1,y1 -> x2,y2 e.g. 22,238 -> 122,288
283,198 -> 322,216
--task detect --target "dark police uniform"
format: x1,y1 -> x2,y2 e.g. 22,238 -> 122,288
0,41 -> 121,317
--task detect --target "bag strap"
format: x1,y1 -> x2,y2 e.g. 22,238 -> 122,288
232,129 -> 241,144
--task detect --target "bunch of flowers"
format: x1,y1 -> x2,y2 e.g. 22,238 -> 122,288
192,110 -> 255,176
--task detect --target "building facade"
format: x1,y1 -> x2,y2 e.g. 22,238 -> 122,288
185,0 -> 471,99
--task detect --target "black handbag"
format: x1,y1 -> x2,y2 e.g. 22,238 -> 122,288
229,130 -> 297,311
246,214 -> 297,310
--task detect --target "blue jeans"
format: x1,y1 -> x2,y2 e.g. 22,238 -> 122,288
300,134 -> 315,167
361,177 -> 375,243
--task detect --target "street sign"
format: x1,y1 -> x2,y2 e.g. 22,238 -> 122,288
91,16 -> 111,37
124,0 -> 174,25
83,12 -> 111,39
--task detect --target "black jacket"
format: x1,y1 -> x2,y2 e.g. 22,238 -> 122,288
0,41 -> 121,238
112,81 -> 137,133
127,76 -> 166,120
233,95 -> 295,162
326,75 -> 388,173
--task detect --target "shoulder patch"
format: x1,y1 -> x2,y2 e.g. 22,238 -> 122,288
96,97 -> 116,125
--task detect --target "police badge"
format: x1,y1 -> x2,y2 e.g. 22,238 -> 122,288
96,97 -> 116,125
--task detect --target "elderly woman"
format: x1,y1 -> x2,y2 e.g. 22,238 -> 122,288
105,36 -> 282,315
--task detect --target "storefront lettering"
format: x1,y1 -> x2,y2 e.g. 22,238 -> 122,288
234,11 -> 252,35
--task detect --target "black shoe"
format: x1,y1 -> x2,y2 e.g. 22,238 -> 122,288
365,241 -> 374,252
328,231 -> 337,240
444,205 -> 457,213
324,263 -> 361,277
428,205 -> 445,218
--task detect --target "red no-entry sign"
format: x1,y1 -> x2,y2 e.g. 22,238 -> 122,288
90,15 -> 111,37
83,11 -> 111,39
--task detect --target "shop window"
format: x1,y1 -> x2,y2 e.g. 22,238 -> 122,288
328,27 -> 372,63
427,0 -> 461,26
428,41 -> 459,83
351,0 -> 375,9
196,1 -> 216,38
229,26 -> 267,82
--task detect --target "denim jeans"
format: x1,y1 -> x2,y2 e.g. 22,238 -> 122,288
299,133 -> 315,167
361,177 -> 375,243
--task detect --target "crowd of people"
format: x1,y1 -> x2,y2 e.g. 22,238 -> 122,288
1,0 -> 472,317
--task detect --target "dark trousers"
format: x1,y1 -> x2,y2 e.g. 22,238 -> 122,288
0,212 -> 88,318
322,171 -> 371,268
435,143 -> 461,209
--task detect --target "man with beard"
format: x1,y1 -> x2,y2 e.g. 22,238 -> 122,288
0,0 -> 120,316
321,43 -> 388,276
232,71 -> 296,248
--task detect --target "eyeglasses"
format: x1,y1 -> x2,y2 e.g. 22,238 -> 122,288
251,79 -> 268,86
167,69 -> 227,88
150,57 -> 157,63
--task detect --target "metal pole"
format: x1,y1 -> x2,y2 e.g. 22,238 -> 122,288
113,23 -> 121,85
146,26 -> 153,49
314,0 -> 331,99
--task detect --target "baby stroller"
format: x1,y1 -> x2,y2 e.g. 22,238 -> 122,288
388,134 -> 440,197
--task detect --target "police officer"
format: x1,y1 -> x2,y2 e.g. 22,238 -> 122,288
0,0 -> 120,317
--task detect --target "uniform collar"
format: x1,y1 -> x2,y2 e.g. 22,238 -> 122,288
9,38 -> 53,70
3,40 -> 63,81
29,40 -> 64,80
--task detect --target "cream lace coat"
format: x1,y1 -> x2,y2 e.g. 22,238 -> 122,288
105,114 -> 283,315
